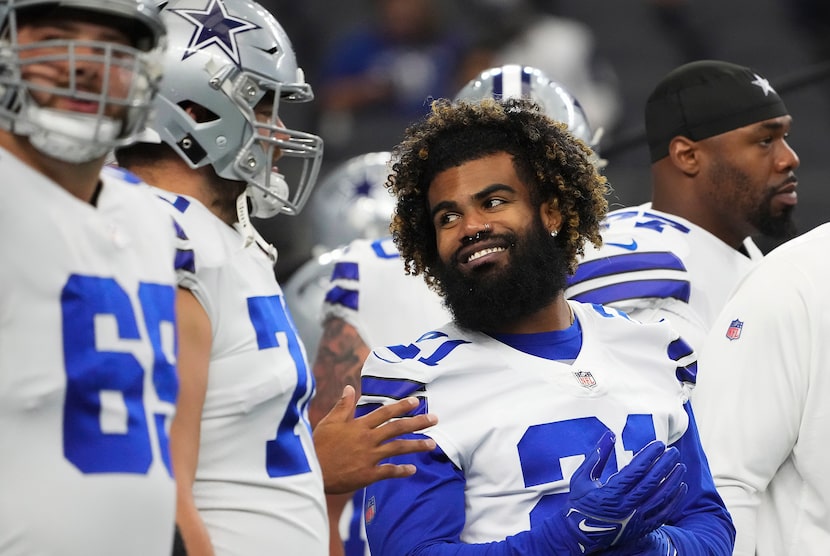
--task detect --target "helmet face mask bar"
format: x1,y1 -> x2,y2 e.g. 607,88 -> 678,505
155,0 -> 323,218
0,0 -> 166,163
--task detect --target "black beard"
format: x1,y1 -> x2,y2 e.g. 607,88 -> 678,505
432,218 -> 570,333
755,187 -> 797,240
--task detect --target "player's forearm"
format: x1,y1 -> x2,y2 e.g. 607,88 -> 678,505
310,317 -> 370,428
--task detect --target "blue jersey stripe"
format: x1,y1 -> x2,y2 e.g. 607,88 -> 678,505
362,375 -> 425,399
172,219 -> 188,240
324,285 -> 358,311
569,251 -> 686,285
355,399 -> 427,418
175,249 -> 195,273
331,261 -> 359,281
569,279 -> 691,305
676,361 -> 698,385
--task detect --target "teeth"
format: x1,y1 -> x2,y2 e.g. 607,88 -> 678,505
468,247 -> 505,262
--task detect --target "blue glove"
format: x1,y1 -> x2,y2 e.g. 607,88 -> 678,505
601,529 -> 677,555
556,431 -> 688,554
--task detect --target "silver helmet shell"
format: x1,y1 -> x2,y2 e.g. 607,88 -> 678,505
307,151 -> 395,252
455,64 -> 597,149
153,0 -> 323,216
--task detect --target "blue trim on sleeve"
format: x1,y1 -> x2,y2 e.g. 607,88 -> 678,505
361,375 -> 425,399
570,252 -> 686,284
569,279 -> 692,305
324,285 -> 358,311
332,261 -> 360,281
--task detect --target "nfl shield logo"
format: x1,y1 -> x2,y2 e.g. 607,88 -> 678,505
574,370 -> 597,388
365,496 -> 376,525
726,319 -> 743,341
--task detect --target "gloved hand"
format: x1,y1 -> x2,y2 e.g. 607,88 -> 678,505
548,431 -> 688,554
601,529 -> 677,555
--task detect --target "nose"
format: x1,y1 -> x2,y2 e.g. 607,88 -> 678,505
460,221 -> 491,245
779,140 -> 800,172
69,43 -> 104,81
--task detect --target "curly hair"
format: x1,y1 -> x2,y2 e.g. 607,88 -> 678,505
388,97 -> 609,293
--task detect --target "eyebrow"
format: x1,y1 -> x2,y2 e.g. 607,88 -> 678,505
430,183 -> 516,219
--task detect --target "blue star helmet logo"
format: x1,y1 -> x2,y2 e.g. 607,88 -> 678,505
170,0 -> 259,67
353,177 -> 373,198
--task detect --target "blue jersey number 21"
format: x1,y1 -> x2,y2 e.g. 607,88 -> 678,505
248,295 -> 314,478
61,275 -> 178,475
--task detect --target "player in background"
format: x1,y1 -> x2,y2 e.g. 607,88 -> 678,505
693,224 -> 830,555
284,64 -> 601,556
283,151 -> 406,360
694,224 -> 830,556
0,0 -> 186,554
360,97 -> 734,554
114,0 -> 436,554
565,59 -> 799,350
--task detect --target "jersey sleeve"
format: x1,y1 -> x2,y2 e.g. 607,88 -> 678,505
693,254 -> 811,555
658,402 -> 736,553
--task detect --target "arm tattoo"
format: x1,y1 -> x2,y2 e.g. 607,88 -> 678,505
308,317 -> 371,427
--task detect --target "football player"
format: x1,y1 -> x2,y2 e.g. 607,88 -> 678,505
361,96 -> 734,554
695,223 -> 830,555
114,0 -> 436,554
565,60 -> 799,350
0,0 -> 186,554
300,65 -> 605,556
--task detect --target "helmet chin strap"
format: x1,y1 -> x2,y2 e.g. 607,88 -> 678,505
235,191 -> 278,263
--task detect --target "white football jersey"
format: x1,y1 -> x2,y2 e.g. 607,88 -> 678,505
565,203 -> 762,349
0,153 -> 181,555
152,189 -> 328,555
283,237 -> 449,556
322,237 -> 450,349
360,302 -> 733,553
695,223 -> 830,556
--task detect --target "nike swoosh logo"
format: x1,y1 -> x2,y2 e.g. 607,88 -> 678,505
578,519 -> 617,533
606,239 -> 638,251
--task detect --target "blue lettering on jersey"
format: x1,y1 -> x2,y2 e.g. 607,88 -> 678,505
603,210 -> 690,235
248,295 -> 314,477
519,414 -> 657,527
370,237 -> 400,259
61,275 -> 178,475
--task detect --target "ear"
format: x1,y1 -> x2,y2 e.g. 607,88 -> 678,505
540,197 -> 563,234
667,136 -> 700,176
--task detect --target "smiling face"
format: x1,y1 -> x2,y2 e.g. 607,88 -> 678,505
16,19 -> 136,120
427,151 -> 570,331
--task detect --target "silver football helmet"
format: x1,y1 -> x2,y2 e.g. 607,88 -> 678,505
307,151 -> 395,253
153,0 -> 323,217
455,64 -> 599,151
0,0 -> 166,162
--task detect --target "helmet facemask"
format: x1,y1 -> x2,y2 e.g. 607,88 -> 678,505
0,1 -> 165,163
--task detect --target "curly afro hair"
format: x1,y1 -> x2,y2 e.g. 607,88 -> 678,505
387,97 -> 609,294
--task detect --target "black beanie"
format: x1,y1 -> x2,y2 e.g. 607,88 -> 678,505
645,60 -> 788,162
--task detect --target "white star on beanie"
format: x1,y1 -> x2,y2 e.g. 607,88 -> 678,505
750,74 -> 776,96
